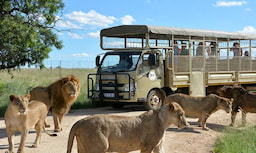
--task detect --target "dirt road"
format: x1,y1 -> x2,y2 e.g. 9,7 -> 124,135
1,105 -> 256,153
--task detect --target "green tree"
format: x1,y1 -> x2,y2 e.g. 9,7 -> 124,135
0,0 -> 64,69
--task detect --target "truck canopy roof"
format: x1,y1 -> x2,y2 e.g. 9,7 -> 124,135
101,25 -> 256,40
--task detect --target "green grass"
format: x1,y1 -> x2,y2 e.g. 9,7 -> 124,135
214,126 -> 256,153
0,68 -> 97,117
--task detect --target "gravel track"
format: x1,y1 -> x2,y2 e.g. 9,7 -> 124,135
1,105 -> 256,153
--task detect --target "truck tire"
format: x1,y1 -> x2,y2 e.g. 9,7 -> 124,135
144,90 -> 162,110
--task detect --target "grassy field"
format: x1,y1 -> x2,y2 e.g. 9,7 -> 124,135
0,68 -> 97,117
214,126 -> 256,153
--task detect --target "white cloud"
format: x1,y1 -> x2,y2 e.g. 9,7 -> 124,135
239,26 -> 256,33
215,1 -> 246,7
245,8 -> 252,11
56,20 -> 83,29
66,10 -> 117,27
71,53 -> 89,57
68,32 -> 84,39
120,15 -> 136,25
87,31 -> 100,38
146,18 -> 153,22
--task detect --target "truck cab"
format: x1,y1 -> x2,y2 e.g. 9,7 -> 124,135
88,49 -> 164,109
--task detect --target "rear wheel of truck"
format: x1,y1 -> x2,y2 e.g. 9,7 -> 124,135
144,90 -> 162,110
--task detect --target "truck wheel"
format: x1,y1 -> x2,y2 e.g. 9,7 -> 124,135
144,90 -> 162,110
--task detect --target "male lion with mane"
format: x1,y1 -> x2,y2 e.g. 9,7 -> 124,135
164,93 -> 233,130
4,94 -> 57,153
66,103 -> 188,153
30,75 -> 80,132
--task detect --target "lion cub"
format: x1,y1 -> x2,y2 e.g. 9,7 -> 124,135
4,94 -> 57,153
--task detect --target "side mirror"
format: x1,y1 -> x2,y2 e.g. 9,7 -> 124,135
96,55 -> 100,67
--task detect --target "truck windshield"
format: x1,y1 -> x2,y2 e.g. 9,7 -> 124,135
99,52 -> 141,72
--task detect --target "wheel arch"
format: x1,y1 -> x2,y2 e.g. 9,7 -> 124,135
147,87 -> 166,105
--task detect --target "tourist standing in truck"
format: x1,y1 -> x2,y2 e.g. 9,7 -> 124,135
230,42 -> 242,56
180,43 -> 189,55
196,42 -> 211,56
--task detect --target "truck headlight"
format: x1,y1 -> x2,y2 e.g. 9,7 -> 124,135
124,83 -> 136,92
95,84 -> 99,91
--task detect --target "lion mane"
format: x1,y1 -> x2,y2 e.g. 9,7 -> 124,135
30,74 -> 80,131
48,75 -> 80,114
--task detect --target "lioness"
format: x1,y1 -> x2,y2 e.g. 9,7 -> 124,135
217,86 -> 256,126
164,93 -> 233,130
67,102 -> 188,153
4,94 -> 57,153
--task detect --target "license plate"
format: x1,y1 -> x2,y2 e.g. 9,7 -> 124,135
104,93 -> 115,98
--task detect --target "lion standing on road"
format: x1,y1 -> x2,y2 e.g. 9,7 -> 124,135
66,103 -> 188,153
30,75 -> 80,132
4,94 -> 57,153
217,85 -> 256,126
164,93 -> 233,130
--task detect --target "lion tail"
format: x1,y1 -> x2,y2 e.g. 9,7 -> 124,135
67,122 -> 79,153
43,127 -> 57,137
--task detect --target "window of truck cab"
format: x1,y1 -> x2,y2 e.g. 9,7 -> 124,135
138,52 -> 160,75
99,52 -> 141,72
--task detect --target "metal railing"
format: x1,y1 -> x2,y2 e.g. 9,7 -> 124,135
87,73 -> 135,101
172,56 -> 256,73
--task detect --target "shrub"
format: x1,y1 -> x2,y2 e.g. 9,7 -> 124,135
0,80 -> 5,96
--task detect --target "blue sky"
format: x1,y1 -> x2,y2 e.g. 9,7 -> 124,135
48,0 -> 256,67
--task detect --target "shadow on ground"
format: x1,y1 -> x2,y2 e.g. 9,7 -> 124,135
66,104 -> 146,117
167,121 -> 229,134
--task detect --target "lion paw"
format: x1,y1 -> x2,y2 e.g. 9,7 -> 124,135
32,144 -> 38,148
54,128 -> 62,132
45,124 -> 51,128
229,123 -> 234,127
17,149 -> 24,153
202,127 -> 210,131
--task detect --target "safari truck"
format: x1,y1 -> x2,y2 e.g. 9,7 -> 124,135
88,25 -> 256,109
